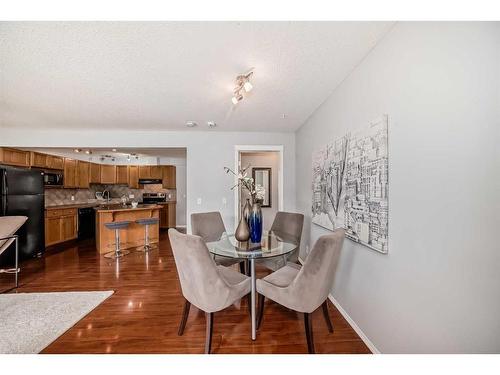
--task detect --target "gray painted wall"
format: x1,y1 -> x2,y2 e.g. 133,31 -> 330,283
295,22 -> 500,353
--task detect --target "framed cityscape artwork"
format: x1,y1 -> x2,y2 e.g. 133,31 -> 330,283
311,115 -> 389,253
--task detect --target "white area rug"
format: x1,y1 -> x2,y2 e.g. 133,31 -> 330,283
0,291 -> 113,353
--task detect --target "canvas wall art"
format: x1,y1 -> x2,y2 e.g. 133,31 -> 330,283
312,115 -> 389,253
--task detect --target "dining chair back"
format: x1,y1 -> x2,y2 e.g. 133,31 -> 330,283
261,211 -> 304,270
289,229 -> 344,312
191,212 -> 226,242
191,211 -> 244,270
256,229 -> 345,353
168,229 -> 251,353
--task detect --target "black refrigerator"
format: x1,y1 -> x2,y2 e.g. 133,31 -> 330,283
0,165 -> 45,265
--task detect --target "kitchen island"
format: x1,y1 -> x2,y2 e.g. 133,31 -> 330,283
95,204 -> 161,254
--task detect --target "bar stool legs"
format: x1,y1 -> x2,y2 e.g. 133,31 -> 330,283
135,218 -> 159,252
104,221 -> 132,259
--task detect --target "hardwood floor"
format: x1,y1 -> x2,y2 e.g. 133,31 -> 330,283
0,230 -> 370,354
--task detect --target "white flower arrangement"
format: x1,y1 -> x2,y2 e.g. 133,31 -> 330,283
224,165 -> 266,204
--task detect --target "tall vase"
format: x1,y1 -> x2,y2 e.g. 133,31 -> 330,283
242,199 -> 252,222
235,215 -> 250,242
248,202 -> 263,243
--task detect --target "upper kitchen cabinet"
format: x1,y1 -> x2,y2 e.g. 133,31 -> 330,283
30,152 -> 64,170
47,155 -> 64,170
89,163 -> 101,184
162,166 -> 176,189
116,165 -> 129,185
0,147 -> 31,167
30,151 -> 48,168
150,166 -> 162,179
63,158 -> 78,188
100,165 -> 116,184
138,166 -> 151,179
128,165 -> 139,188
77,160 -> 90,188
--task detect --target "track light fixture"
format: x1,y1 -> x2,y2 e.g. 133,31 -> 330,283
231,69 -> 254,105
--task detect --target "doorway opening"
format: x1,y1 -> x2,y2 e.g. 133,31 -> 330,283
234,145 -> 283,230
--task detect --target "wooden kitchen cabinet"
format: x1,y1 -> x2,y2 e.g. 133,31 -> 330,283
89,163 -> 101,184
0,147 -> 31,167
45,208 -> 78,247
30,152 -> 64,170
162,166 -> 176,189
77,160 -> 90,188
100,165 -> 116,184
47,155 -> 64,170
116,165 -> 129,184
30,152 -> 48,168
150,166 -> 162,179
138,165 -> 151,179
159,203 -> 176,228
128,165 -> 139,188
168,203 -> 176,228
63,158 -> 78,188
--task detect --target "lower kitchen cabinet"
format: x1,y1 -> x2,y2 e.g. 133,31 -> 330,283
45,208 -> 78,247
159,203 -> 176,229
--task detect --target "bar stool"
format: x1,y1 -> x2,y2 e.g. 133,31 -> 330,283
135,218 -> 159,252
104,221 -> 132,259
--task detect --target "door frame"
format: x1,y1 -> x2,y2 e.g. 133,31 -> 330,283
233,145 -> 284,229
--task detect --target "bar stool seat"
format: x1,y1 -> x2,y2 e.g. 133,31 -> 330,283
104,221 -> 132,259
135,218 -> 159,252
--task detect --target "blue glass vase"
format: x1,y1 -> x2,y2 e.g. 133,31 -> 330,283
248,202 -> 263,243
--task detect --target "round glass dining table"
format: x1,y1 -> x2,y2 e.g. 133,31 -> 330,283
205,230 -> 298,340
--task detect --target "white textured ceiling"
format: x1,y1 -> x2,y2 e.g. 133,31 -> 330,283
0,22 -> 393,132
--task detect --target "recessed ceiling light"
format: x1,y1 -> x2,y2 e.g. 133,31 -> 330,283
186,121 -> 197,128
207,121 -> 216,128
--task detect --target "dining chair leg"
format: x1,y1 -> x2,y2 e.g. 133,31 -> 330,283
304,312 -> 315,354
205,312 -> 214,354
257,294 -> 265,330
322,300 -> 334,333
178,299 -> 191,336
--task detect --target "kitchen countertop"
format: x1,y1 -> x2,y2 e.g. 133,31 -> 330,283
46,201 -> 176,210
45,203 -> 100,210
94,204 -> 161,213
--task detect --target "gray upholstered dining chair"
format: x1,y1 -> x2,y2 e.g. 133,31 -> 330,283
168,228 -> 251,354
256,229 -> 345,354
260,211 -> 304,271
191,212 -> 245,272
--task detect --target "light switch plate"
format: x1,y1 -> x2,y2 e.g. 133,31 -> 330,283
197,198 -> 202,205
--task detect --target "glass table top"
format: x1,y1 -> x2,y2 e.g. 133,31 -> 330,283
205,230 -> 298,259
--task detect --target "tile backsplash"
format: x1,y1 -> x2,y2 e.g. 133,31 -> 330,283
45,184 -> 176,207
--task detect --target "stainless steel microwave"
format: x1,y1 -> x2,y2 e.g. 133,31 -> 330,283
43,171 -> 63,186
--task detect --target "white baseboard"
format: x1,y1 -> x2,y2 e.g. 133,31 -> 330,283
298,257 -> 380,354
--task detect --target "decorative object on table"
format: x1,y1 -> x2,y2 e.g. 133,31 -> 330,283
223,165 -> 266,205
242,198 -> 252,221
224,165 -> 267,242
235,215 -> 250,242
252,167 -> 272,207
248,202 -> 263,243
311,115 -> 389,253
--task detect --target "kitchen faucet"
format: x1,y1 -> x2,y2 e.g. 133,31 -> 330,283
103,190 -> 110,203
